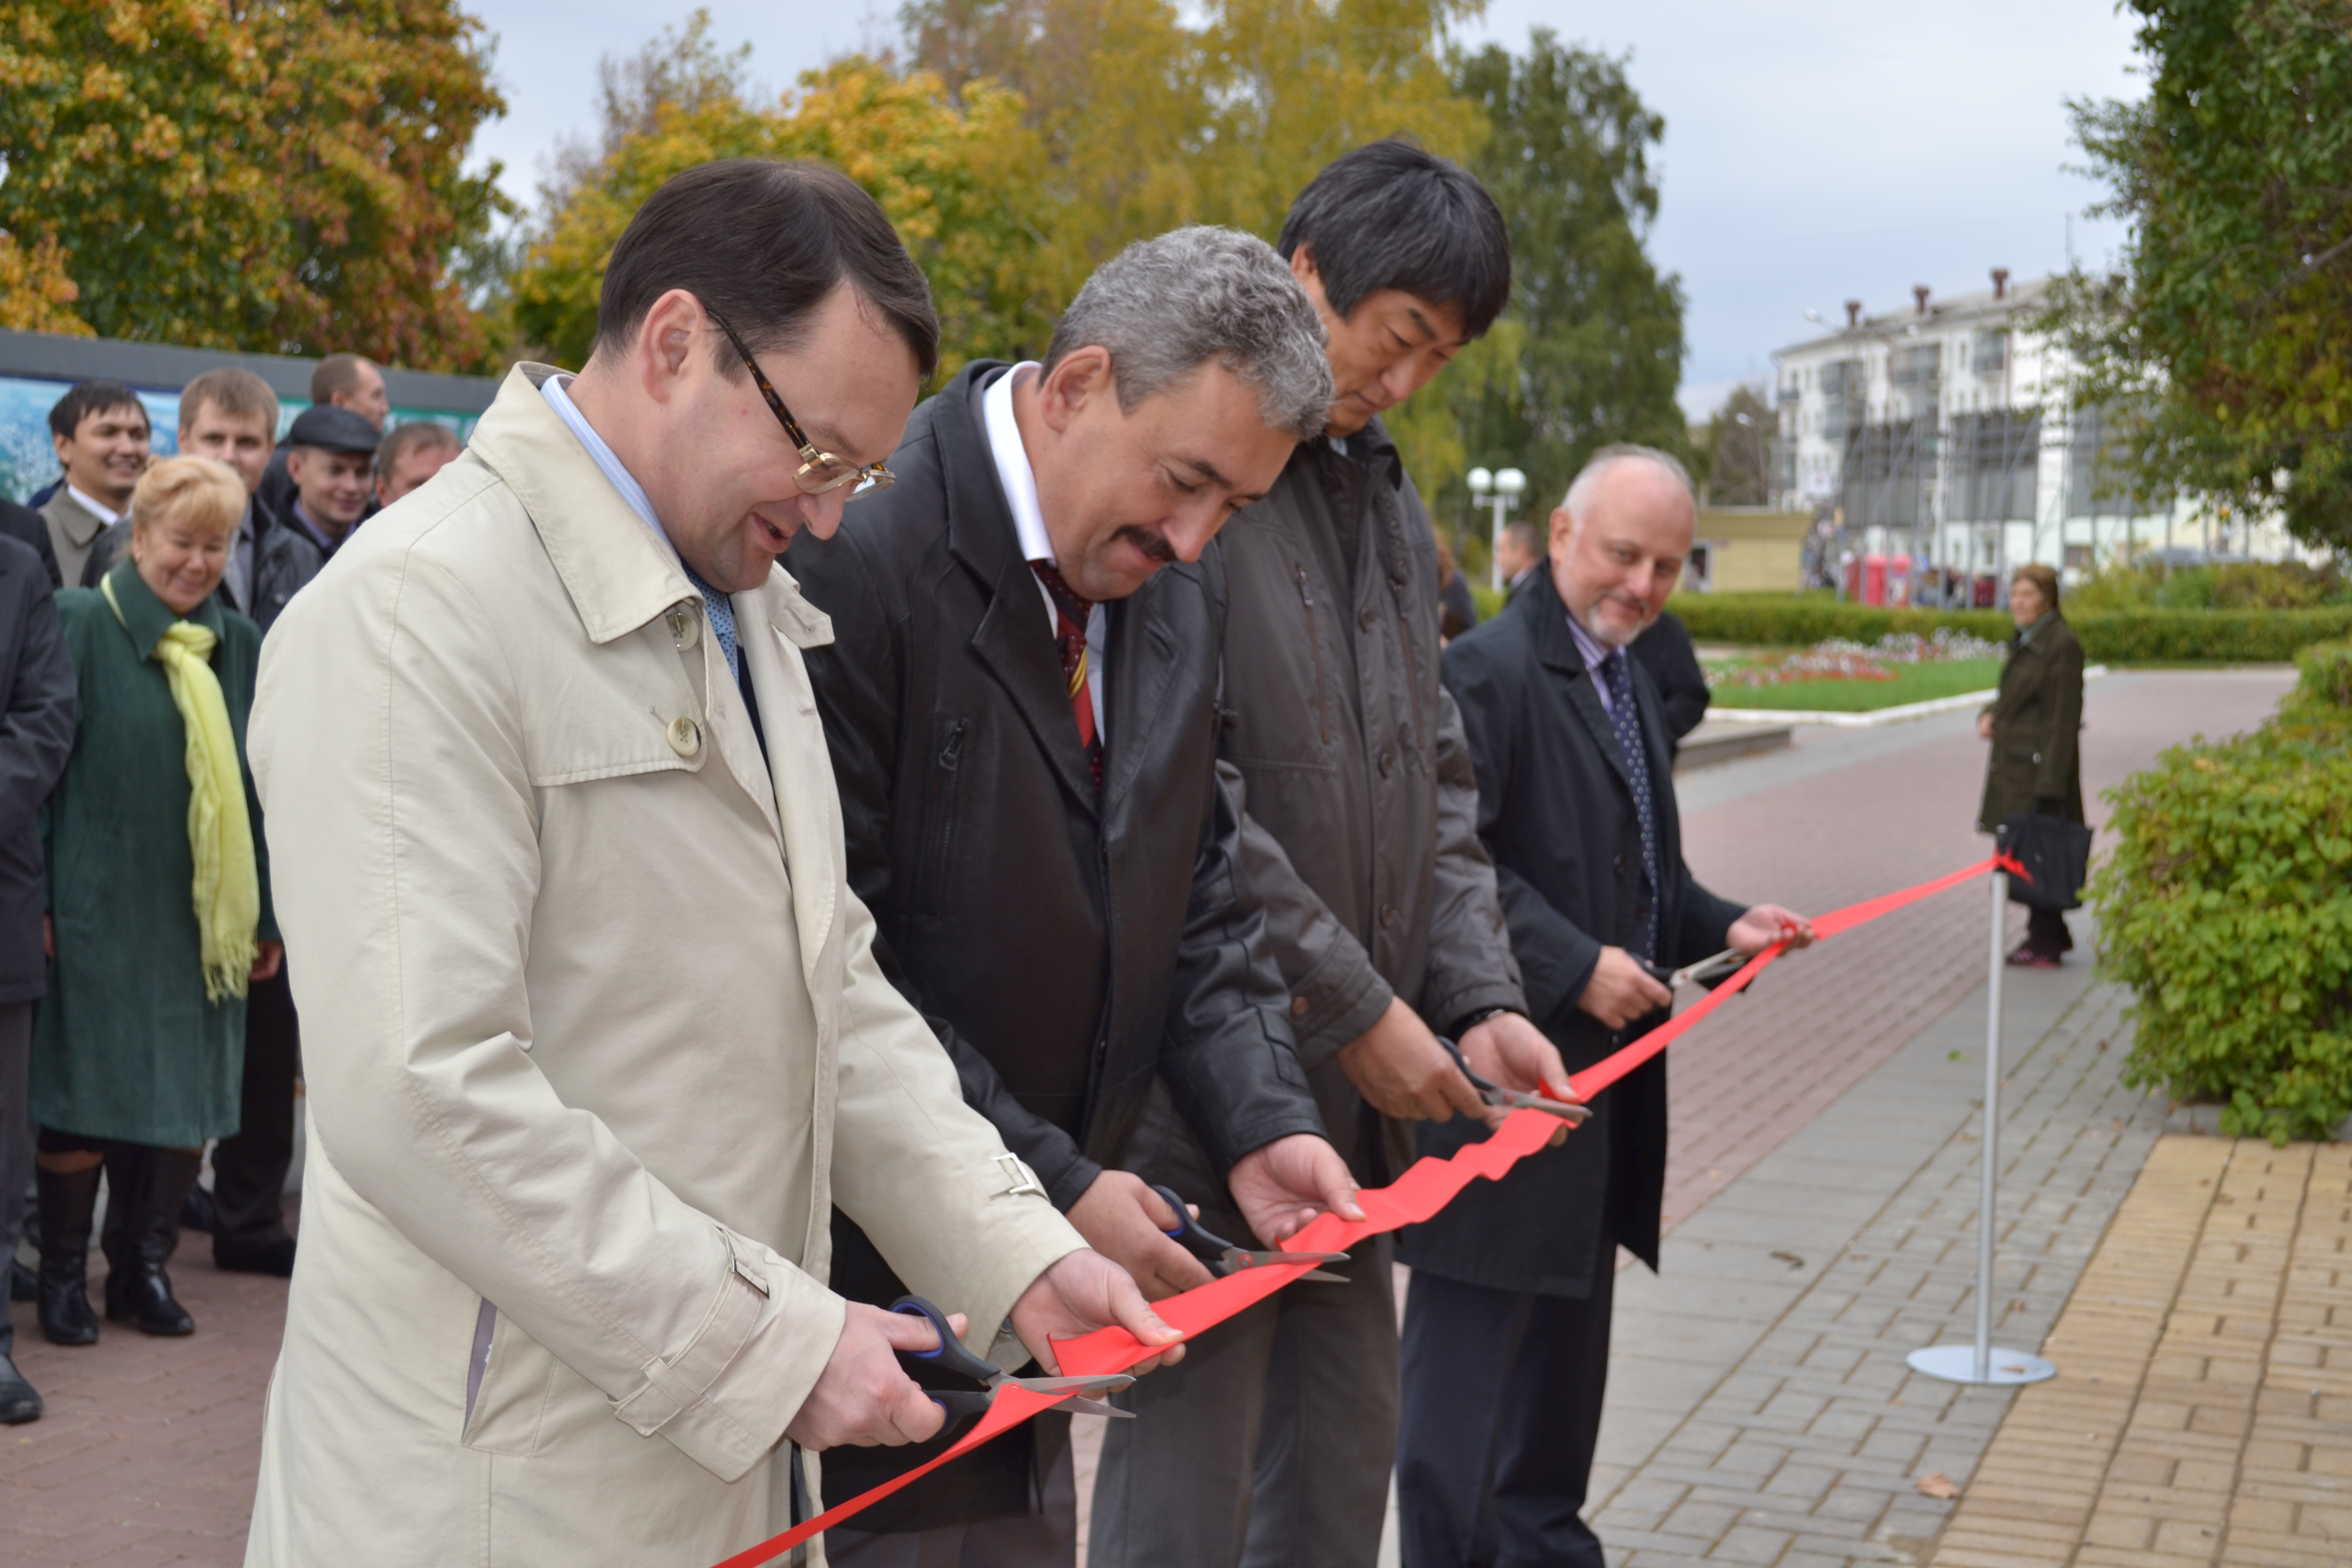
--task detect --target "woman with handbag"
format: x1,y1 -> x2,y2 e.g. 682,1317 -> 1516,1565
1976,562 -> 2086,967
32,457 -> 280,1344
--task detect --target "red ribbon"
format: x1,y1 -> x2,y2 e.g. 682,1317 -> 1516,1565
713,854 -> 2022,1566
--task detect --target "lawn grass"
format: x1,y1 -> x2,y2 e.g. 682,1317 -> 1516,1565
1709,657 -> 2005,713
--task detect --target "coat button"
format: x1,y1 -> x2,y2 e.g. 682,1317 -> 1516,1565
1290,996 -> 1310,1017
666,605 -> 700,650
1359,607 -> 1377,631
1380,903 -> 1398,928
1378,749 -> 1395,778
667,716 -> 702,757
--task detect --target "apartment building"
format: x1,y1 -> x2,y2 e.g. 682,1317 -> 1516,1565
1771,272 -> 2293,595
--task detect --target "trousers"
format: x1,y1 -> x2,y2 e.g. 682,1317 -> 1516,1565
825,1441 -> 1074,1568
1394,1236 -> 1618,1568
1089,1232 -> 1398,1568
210,968 -> 298,1251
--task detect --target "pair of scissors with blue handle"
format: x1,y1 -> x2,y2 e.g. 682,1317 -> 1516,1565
1436,1036 -> 1592,1123
889,1295 -> 1136,1422
1147,1184 -> 1352,1283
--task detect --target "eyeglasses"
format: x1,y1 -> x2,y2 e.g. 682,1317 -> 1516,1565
706,308 -> 894,503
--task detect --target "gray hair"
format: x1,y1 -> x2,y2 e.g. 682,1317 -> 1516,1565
1562,442 -> 1696,525
1045,226 -> 1333,440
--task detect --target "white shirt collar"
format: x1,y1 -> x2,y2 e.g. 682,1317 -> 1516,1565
981,363 -> 1055,567
65,484 -> 122,527
540,373 -> 670,547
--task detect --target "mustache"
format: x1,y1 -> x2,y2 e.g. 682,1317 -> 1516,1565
1113,525 -> 1178,566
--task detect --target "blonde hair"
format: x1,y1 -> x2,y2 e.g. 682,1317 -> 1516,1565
131,456 -> 245,541
178,368 -> 280,437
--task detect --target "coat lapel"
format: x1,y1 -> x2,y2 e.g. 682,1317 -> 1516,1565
743,571 -> 842,1003
942,365 -> 1101,818
1100,586 -> 1179,808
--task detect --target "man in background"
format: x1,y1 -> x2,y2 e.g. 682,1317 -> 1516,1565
1495,519 -> 1541,600
278,405 -> 378,559
1095,139 -> 1572,1568
257,352 -> 388,521
0,503 -> 60,590
39,381 -> 150,587
373,422 -> 462,508
173,371 -> 321,1275
0,529 -> 75,1423
1399,446 -> 1811,1567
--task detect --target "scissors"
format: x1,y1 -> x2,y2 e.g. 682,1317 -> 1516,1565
891,1294 -> 1136,1427
1639,947 -> 1747,992
1436,1036 -> 1592,1123
1149,1184 -> 1352,1283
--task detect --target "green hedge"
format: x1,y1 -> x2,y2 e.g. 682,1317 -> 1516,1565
1674,593 -> 2352,663
2092,640 -> 2352,1142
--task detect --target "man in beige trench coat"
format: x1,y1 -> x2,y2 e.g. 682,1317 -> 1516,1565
242,160 -> 1181,1567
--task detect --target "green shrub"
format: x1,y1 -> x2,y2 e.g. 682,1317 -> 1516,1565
2093,639 -> 2352,1143
2069,558 -> 2349,612
1675,593 -> 2352,663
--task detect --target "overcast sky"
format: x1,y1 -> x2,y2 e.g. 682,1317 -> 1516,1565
462,0 -> 2147,419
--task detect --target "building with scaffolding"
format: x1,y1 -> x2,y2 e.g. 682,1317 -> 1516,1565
1770,272 -> 2299,603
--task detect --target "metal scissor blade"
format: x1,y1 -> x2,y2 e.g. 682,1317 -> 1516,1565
1220,1248 -> 1351,1271
1061,1395 -> 1136,1419
1670,948 -> 1744,989
1001,1373 -> 1136,1396
1484,1088 -> 1591,1123
1294,1268 -> 1351,1284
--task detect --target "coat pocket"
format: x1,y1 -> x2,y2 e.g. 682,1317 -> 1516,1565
461,1302 -> 561,1457
911,717 -> 968,916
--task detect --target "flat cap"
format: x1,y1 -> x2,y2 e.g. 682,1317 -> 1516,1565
286,403 -> 381,455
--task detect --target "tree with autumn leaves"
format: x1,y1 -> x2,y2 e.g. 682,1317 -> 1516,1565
0,0 -> 508,370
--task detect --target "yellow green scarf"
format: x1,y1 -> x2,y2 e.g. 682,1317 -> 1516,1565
102,573 -> 259,1001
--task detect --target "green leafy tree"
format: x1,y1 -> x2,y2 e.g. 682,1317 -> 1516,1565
1431,32 -> 1687,523
0,0 -> 509,369
2045,0 -> 2352,551
1700,384 -> 1774,506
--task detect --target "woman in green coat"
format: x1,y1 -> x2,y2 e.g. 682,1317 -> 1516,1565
33,457 -> 279,1344
1976,561 -> 2085,967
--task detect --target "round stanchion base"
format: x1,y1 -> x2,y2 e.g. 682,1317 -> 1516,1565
1906,1344 -> 2057,1385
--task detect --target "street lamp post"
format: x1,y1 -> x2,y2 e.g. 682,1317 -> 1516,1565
1467,465 -> 1528,591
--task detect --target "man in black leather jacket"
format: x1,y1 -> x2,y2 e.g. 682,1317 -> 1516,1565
793,228 -> 1359,1565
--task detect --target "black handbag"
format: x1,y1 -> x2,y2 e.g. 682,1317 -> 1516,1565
2002,811 -> 2093,912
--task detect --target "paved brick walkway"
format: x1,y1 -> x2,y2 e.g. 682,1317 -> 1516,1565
5,1224 -> 294,1565
1580,946 -> 2157,1566
1930,1136 -> 2351,1568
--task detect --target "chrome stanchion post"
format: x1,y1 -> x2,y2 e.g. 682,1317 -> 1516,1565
1908,827 -> 2056,1387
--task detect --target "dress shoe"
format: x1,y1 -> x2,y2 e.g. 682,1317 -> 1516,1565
0,1354 -> 42,1424
34,1162 -> 102,1346
213,1234 -> 296,1277
2006,947 -> 2062,969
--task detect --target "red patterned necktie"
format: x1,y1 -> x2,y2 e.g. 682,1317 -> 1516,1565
1030,560 -> 1102,791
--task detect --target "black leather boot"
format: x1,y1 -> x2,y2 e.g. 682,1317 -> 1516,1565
103,1144 -> 197,1337
34,1161 -> 102,1346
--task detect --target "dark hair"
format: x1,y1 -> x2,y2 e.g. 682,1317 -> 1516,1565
374,420 -> 462,476
48,380 -> 149,442
594,160 -> 940,380
1277,139 -> 1511,339
312,353 -> 379,403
